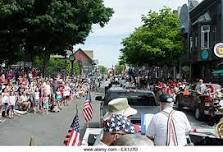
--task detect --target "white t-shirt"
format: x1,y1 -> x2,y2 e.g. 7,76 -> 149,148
195,83 -> 207,94
9,96 -> 16,106
34,92 -> 40,100
2,95 -> 9,104
104,80 -> 110,87
64,86 -> 70,96
20,95 -> 28,102
146,107 -> 191,146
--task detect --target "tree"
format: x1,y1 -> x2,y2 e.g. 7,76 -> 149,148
98,65 -> 107,75
0,0 -> 113,75
120,8 -> 184,66
32,56 -> 82,76
114,64 -> 125,75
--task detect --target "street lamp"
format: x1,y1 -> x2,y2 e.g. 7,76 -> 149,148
69,54 -> 75,77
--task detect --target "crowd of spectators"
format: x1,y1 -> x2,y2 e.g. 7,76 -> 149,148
0,67 -> 91,123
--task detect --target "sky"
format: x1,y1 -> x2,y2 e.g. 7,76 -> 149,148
75,0 -> 202,68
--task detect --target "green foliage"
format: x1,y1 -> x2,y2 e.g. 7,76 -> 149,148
0,0 -> 113,66
120,8 -> 184,66
32,56 -> 43,70
115,64 -> 125,75
47,58 -> 68,75
97,65 -> 107,75
32,56 -> 81,76
73,61 -> 81,75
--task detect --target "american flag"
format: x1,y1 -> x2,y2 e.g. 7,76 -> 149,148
64,112 -> 80,146
83,91 -> 93,122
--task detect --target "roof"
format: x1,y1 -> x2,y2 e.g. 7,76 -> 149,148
74,48 -> 93,62
188,0 -> 200,11
190,0 -> 218,22
84,50 -> 94,60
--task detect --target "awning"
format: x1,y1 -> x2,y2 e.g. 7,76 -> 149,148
212,69 -> 223,76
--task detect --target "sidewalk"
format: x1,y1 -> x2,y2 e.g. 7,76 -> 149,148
0,94 -> 101,146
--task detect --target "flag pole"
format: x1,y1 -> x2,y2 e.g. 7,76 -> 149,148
86,90 -> 90,128
76,104 -> 78,116
29,136 -> 33,146
86,121 -> 89,128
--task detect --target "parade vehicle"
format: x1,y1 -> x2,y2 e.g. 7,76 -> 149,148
95,86 -> 159,126
175,83 -> 223,121
82,86 -> 158,146
188,118 -> 223,145
81,118 -> 223,146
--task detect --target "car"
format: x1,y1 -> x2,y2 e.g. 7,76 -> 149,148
175,83 -> 223,121
95,86 -> 160,125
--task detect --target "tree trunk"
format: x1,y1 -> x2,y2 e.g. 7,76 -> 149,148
42,51 -> 50,78
25,43 -> 34,63
173,64 -> 176,81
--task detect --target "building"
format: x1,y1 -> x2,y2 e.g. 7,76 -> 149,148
180,0 -> 223,82
74,48 -> 95,75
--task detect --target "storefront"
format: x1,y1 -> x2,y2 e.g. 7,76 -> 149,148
185,0 -> 223,82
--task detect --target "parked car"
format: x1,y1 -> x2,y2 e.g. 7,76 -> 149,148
95,86 -> 160,125
175,83 -> 223,120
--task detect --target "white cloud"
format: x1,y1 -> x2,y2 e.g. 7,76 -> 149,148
76,0 -> 202,68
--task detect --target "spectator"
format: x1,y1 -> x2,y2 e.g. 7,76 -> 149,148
0,92 -> 5,122
33,88 -> 40,113
8,91 -> 16,118
17,92 -> 31,111
195,79 -> 207,95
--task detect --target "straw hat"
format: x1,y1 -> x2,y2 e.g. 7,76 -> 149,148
103,98 -> 137,121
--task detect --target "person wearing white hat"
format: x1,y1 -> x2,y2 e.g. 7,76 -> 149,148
103,98 -> 137,121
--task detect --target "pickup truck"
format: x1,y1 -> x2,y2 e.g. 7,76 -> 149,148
95,86 -> 160,126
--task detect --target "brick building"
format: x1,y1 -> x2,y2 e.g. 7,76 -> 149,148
74,48 -> 95,75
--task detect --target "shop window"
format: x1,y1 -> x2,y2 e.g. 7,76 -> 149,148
190,37 -> 192,53
195,36 -> 198,48
201,25 -> 210,49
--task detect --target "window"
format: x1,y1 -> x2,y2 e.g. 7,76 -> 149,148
201,25 -> 210,49
195,36 -> 198,48
190,37 -> 193,52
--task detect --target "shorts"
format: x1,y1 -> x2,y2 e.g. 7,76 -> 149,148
8,105 -> 14,110
65,95 -> 70,99
43,101 -> 49,109
3,103 -> 9,111
56,96 -> 62,102
34,99 -> 39,106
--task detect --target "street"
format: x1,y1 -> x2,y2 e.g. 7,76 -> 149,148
0,88 -> 217,146
1,0 -> 223,148
0,93 -> 101,146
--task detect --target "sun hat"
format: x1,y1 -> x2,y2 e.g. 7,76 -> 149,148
103,98 -> 137,121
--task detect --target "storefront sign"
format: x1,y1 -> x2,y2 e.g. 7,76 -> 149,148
200,49 -> 209,60
214,43 -> 223,58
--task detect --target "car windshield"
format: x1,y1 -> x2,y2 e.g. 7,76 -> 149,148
104,91 -> 156,106
127,95 -> 156,106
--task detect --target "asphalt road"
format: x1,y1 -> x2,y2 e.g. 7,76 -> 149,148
0,87 -> 217,145
0,92 -> 101,146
